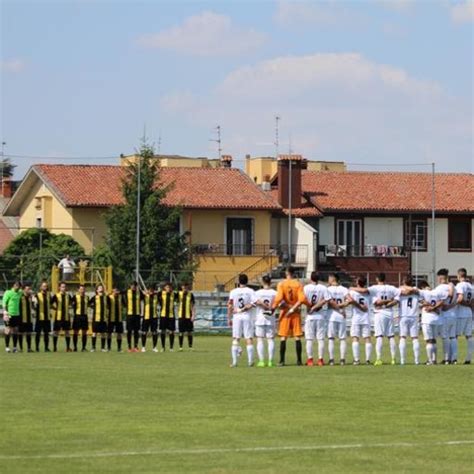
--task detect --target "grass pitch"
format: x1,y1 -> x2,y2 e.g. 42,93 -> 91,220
1,336 -> 473,473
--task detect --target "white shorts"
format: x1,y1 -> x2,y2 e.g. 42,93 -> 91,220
456,318 -> 473,337
399,317 -> 419,338
255,324 -> 275,338
439,318 -> 457,339
422,323 -> 438,341
232,316 -> 253,339
350,323 -> 370,338
304,319 -> 326,340
327,320 -> 346,339
374,315 -> 394,338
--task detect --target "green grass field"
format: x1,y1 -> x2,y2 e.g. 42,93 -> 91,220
1,335 -> 473,473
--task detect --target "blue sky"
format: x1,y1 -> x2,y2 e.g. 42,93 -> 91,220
1,0 -> 473,177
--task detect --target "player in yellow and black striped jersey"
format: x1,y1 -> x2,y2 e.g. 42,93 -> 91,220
33,280 -> 53,352
177,282 -> 196,351
124,281 -> 143,352
107,287 -> 124,352
51,281 -> 73,352
18,284 -> 34,352
72,284 -> 89,352
157,282 -> 176,351
141,286 -> 159,352
88,284 -> 109,352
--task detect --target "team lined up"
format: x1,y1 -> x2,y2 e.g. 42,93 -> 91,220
2,280 -> 196,353
227,267 -> 473,367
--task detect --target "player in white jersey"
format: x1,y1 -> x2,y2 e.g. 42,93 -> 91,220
253,275 -> 278,368
455,268 -> 473,364
227,274 -> 256,367
419,281 -> 445,365
365,273 -> 400,366
435,268 -> 457,364
301,272 -> 331,366
397,276 -> 421,365
347,276 -> 372,365
327,273 -> 350,366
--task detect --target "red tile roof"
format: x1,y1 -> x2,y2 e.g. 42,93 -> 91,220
0,220 -> 15,253
302,171 -> 474,213
33,164 -> 280,210
267,189 -> 322,217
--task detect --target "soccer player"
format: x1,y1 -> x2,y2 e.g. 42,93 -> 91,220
51,282 -> 73,352
419,281 -> 444,365
455,268 -> 473,364
88,284 -> 108,352
158,282 -> 177,351
177,282 -> 196,351
435,269 -> 457,364
347,276 -> 372,365
327,273 -> 349,366
108,287 -> 124,352
227,273 -> 256,367
254,275 -> 278,367
2,281 -> 22,353
34,280 -> 52,352
398,276 -> 421,365
72,284 -> 89,352
301,272 -> 331,366
141,285 -> 158,352
272,266 -> 304,366
19,284 -> 34,352
124,281 -> 142,353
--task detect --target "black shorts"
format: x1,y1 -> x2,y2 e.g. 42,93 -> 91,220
127,315 -> 141,331
73,315 -> 89,331
141,318 -> 158,333
178,319 -> 194,333
35,320 -> 51,333
108,321 -> 124,334
53,320 -> 71,332
20,322 -> 33,333
159,317 -> 176,332
7,315 -> 21,328
92,321 -> 107,334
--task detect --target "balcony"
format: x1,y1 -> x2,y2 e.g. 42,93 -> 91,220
321,244 -> 406,259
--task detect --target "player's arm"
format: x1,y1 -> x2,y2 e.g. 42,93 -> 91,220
227,299 -> 234,325
272,283 -> 285,309
2,291 -> 10,320
349,295 -> 368,312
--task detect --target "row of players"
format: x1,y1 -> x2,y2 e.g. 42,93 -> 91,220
227,267 -> 473,367
2,280 -> 196,353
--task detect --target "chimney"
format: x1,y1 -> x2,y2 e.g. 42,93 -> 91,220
277,154 -> 306,209
220,154 -> 232,168
261,174 -> 271,192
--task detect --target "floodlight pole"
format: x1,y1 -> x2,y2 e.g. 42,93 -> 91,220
135,155 -> 141,282
287,137 -> 293,265
431,162 -> 436,285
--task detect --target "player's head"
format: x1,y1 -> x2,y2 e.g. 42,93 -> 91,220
12,280 -> 21,291
403,275 -> 414,286
418,280 -> 430,290
22,283 -> 31,295
238,274 -> 248,286
262,275 -> 271,287
130,281 -> 138,290
356,275 -> 367,288
113,286 -> 120,295
78,284 -> 85,295
163,282 -> 173,292
40,280 -> 49,292
457,268 -> 467,281
148,284 -> 155,293
59,281 -> 67,293
96,284 -> 104,295
328,273 -> 339,285
285,266 -> 296,279
310,271 -> 320,283
376,273 -> 386,283
181,282 -> 190,291
436,268 -> 449,283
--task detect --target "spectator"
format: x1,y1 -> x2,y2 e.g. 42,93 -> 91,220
58,254 -> 76,281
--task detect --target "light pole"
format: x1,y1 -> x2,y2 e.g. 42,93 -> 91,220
135,155 -> 141,282
1,141 -> 6,196
431,162 -> 436,285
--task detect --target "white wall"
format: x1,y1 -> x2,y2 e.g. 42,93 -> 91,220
318,216 -> 334,246
364,217 -> 404,246
294,218 -> 317,275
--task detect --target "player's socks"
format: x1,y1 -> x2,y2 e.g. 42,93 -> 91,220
432,343 -> 437,363
107,337 -> 112,351
35,333 -> 40,351
449,338 -> 457,362
73,334 -> 78,351
44,333 -> 49,351
18,335 -> 23,351
257,338 -> 265,362
160,333 -> 166,349
127,331 -> 132,350
231,341 -> 239,366
82,334 -> 87,350
141,334 -> 147,349
399,338 -> 406,364
152,334 -> 158,348
426,342 -> 433,362
413,338 -> 420,364
5,333 -> 10,350
169,333 -> 175,349
467,337 -> 473,362
53,335 -> 58,351
188,334 -> 193,348
317,339 -> 325,360
389,337 -> 396,361
268,338 -> 275,362
26,335 -> 31,351
117,338 -> 122,351
376,337 -> 383,360
65,336 -> 71,351
305,340 -> 313,359
340,339 -> 347,361
12,333 -> 18,350
352,341 -> 360,362
133,330 -> 139,349
365,342 -> 372,362
101,338 -> 106,350
279,340 -> 286,364
296,340 -> 302,364
247,344 -> 254,366
442,338 -> 450,362
92,336 -> 97,351
178,334 -> 184,349
328,339 -> 335,361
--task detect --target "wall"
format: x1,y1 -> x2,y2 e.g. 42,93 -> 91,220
245,158 -> 277,185
364,217 -> 404,246
294,218 -> 317,275
71,208 -> 109,254
318,216 -> 335,246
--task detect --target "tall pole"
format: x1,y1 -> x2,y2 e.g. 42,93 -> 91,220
431,162 -> 436,285
1,141 -> 6,196
287,136 -> 292,265
274,116 -> 280,159
135,154 -> 141,282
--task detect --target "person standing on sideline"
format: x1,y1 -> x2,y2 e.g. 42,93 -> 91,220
177,282 -> 196,351
2,281 -> 22,353
51,282 -> 73,352
34,281 -> 52,352
58,254 -> 76,282
19,284 -> 34,352
158,282 -> 177,351
124,281 -> 142,353
72,284 -> 89,352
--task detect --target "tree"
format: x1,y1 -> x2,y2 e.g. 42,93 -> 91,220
0,228 -> 84,285
0,158 -> 16,178
105,141 -> 194,286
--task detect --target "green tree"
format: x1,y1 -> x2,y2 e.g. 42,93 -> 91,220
0,228 -> 84,286
105,141 -> 194,286
0,158 -> 16,178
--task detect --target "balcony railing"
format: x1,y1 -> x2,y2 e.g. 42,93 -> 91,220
322,244 -> 406,258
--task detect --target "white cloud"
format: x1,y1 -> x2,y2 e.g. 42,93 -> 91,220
451,1 -> 474,23
160,53 -> 471,172
1,59 -> 26,73
137,11 -> 266,56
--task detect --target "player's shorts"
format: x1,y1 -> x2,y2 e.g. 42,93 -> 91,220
439,317 -> 456,339
141,318 -> 158,333
126,315 -> 141,331
178,318 -> 194,333
92,321 -> 107,333
399,317 -> 419,338
159,317 -> 176,332
6,315 -> 21,328
255,324 -> 275,338
278,313 -> 303,338
304,319 -> 326,340
350,322 -> 370,339
374,315 -> 394,338
35,320 -> 51,333
456,318 -> 473,337
108,321 -> 124,334
53,320 -> 71,332
73,315 -> 89,331
232,315 -> 253,339
327,320 -> 346,339
422,323 -> 438,340
19,322 -> 33,333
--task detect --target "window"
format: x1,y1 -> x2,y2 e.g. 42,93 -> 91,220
36,217 -> 43,228
448,218 -> 472,252
404,218 -> 427,251
336,219 -> 362,256
226,218 -> 253,255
